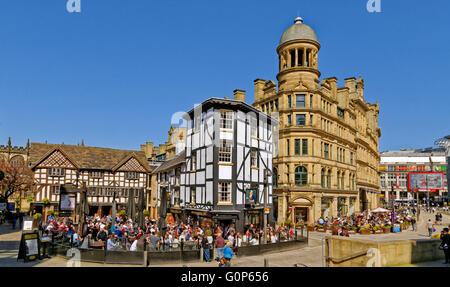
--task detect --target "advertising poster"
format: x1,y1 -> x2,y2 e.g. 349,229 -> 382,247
60,194 -> 76,211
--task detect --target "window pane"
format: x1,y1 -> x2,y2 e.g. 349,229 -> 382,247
296,94 -> 305,107
295,139 -> 300,155
296,114 -> 305,125
302,139 -> 308,155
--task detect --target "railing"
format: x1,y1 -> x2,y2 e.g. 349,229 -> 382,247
324,249 -> 369,265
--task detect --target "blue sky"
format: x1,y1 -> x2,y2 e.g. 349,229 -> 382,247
0,0 -> 449,152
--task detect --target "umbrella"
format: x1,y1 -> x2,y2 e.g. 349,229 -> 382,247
137,188 -> 145,228
157,187 -> 168,238
127,189 -> 136,221
78,183 -> 89,234
371,207 -> 390,213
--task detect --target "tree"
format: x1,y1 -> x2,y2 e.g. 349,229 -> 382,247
0,159 -> 34,210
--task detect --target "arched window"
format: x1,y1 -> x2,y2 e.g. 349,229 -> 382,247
295,166 -> 307,186
273,168 -> 278,187
10,155 -> 25,167
321,169 -> 325,188
327,170 -> 331,188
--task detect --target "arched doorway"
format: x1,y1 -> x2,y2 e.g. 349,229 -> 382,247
292,197 -> 312,224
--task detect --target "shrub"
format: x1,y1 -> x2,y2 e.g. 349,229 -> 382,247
26,196 -> 34,203
33,213 -> 42,219
143,210 -> 150,216
42,198 -> 50,205
119,210 -> 126,216
54,212 -> 59,217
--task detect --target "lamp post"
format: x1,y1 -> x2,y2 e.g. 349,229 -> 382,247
435,136 -> 450,206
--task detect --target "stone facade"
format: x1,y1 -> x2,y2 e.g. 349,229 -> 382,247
252,17 -> 381,225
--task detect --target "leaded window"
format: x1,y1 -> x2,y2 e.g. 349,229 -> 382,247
219,141 -> 232,163
220,110 -> 233,129
219,182 -> 231,203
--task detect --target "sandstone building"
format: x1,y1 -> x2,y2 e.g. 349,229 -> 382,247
252,17 -> 381,225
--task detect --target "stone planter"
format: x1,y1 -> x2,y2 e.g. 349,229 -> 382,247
307,226 -> 315,232
383,228 -> 391,234
359,229 -> 371,235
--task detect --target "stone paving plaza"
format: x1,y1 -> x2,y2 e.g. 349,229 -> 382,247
0,211 -> 448,267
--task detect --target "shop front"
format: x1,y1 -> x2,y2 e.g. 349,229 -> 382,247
185,209 -> 213,228
211,210 -> 240,231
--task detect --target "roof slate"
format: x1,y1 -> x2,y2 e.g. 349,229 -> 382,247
29,142 -> 151,172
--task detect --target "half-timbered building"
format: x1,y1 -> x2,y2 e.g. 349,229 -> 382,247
28,143 -> 151,216
180,95 -> 277,231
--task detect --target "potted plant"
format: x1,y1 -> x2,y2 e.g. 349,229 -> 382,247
143,210 -> 150,217
346,225 -> 357,234
119,209 -> 127,219
296,221 -> 305,229
383,225 -> 391,233
331,224 -> 340,235
372,226 -> 383,234
27,196 -> 34,204
42,198 -> 50,206
359,226 -> 371,235
316,224 -> 327,232
54,211 -> 59,218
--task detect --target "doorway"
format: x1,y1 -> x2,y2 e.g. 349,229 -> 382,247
294,207 -> 308,223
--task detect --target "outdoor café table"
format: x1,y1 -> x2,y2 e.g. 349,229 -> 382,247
89,241 -> 105,250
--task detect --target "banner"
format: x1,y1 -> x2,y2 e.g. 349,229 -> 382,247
408,172 -> 444,192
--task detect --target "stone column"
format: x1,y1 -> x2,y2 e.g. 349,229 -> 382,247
314,194 -> 322,223
295,49 -> 298,67
345,197 -> 350,216
330,196 -> 338,218
287,51 -> 291,68
303,48 -> 307,67
355,194 -> 361,214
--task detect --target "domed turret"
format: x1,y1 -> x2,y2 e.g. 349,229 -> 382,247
280,17 -> 318,45
276,16 -> 321,91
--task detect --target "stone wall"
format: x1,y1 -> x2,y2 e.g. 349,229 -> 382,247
325,236 -> 444,267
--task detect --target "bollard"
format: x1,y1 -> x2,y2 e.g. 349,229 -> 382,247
264,258 -> 269,267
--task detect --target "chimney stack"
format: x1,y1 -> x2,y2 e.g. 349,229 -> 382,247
254,79 -> 265,103
233,89 -> 246,102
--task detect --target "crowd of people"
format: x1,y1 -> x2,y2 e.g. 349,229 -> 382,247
40,213 -> 300,266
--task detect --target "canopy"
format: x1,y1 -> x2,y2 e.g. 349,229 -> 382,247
371,207 -> 390,213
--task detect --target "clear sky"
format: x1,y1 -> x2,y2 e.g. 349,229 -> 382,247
0,0 -> 449,152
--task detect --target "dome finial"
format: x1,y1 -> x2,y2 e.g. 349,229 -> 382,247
294,16 -> 303,24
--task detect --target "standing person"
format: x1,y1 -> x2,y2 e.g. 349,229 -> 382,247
411,216 -> 417,232
214,233 -> 225,261
440,228 -> 449,265
427,219 -> 434,237
200,234 -> 211,262
223,241 -> 235,267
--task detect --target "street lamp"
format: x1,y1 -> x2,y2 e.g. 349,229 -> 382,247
435,135 -> 450,206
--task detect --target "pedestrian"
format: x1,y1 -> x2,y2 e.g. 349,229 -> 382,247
215,233 -> 225,261
411,216 -> 416,232
439,228 -> 449,265
427,219 -> 434,237
200,234 -> 211,262
223,241 -> 235,267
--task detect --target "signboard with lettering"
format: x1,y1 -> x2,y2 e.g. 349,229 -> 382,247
17,231 -> 41,262
408,172 -> 444,192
